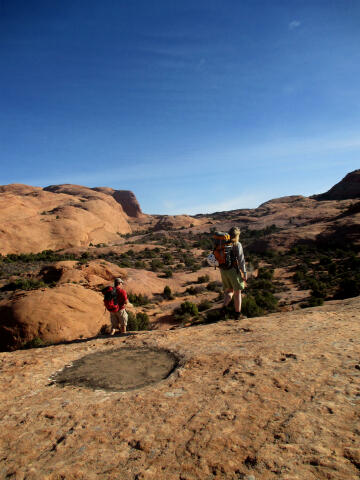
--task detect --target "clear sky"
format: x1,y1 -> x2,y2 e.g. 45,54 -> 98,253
1,0 -> 359,214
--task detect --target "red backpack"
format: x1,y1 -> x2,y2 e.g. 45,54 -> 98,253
213,232 -> 234,270
102,286 -> 119,312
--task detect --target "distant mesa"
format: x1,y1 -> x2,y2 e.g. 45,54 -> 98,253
313,169 -> 360,200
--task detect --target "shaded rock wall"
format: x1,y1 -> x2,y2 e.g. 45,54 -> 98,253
314,169 -> 360,200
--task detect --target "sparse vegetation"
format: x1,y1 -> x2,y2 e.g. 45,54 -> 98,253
163,285 -> 174,300
127,292 -> 151,306
127,311 -> 150,331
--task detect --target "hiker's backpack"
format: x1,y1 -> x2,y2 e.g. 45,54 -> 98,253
102,286 -> 119,312
213,232 -> 234,270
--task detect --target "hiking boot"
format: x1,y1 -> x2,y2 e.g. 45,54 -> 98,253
234,312 -> 245,320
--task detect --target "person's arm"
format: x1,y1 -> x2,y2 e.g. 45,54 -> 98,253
235,243 -> 247,280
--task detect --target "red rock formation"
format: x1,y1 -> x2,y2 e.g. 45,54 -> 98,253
314,169 -> 360,200
0,184 -> 132,255
0,284 -> 107,351
93,187 -> 143,217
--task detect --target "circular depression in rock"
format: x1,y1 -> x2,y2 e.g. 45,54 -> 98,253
53,347 -> 178,392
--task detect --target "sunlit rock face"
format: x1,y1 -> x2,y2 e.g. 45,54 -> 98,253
0,183 -> 132,255
93,187 -> 144,217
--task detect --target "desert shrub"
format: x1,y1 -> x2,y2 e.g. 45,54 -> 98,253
334,276 -> 360,299
205,309 -> 223,323
206,281 -> 223,292
118,258 -> 132,268
242,295 -> 264,318
134,260 -> 146,269
162,252 -> 173,264
162,269 -> 173,278
163,285 -> 174,300
127,311 -> 150,331
197,274 -> 210,283
127,292 -> 150,306
254,291 -> 278,311
301,296 -> 324,308
176,301 -> 198,316
198,300 -> 212,311
2,278 -> 47,291
250,278 -> 275,292
150,259 -> 164,272
135,312 -> 150,330
185,285 -> 205,295
183,254 -> 196,268
257,267 -> 274,280
21,337 -> 46,349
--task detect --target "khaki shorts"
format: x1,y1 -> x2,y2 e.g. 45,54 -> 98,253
220,267 -> 245,291
110,309 -> 128,329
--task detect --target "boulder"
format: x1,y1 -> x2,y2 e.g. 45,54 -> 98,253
0,284 -> 109,351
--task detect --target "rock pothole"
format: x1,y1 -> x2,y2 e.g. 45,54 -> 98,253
52,347 -> 178,392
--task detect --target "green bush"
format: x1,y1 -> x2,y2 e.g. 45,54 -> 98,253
185,285 -> 205,295
163,285 -> 174,300
242,295 -> 264,318
206,281 -> 223,292
198,300 -> 212,311
254,291 -> 278,311
197,274 -> 210,283
3,278 -> 47,291
257,267 -> 274,280
176,301 -> 198,316
127,311 -> 150,331
334,276 -> 360,299
150,259 -> 164,272
301,296 -> 324,308
21,337 -> 46,349
127,292 -> 150,306
162,269 -> 173,278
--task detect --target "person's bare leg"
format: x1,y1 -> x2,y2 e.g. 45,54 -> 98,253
223,289 -> 234,307
233,290 -> 242,313
121,324 -> 126,334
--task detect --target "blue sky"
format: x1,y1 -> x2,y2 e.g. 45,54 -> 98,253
1,0 -> 359,214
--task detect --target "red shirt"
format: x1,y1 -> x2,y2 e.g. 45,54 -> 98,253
115,286 -> 127,310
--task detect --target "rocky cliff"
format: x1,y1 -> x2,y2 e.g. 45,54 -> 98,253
314,169 -> 360,200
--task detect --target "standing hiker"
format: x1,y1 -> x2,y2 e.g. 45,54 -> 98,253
112,277 -> 129,334
219,226 -> 247,319
102,277 -> 129,334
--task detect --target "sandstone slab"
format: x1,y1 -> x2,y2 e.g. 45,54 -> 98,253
0,297 -> 359,479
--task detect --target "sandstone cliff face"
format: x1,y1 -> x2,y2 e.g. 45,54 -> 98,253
314,169 -> 360,200
93,187 -> 143,217
0,184 -> 131,255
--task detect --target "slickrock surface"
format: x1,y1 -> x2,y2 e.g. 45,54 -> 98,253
0,296 -> 359,480
0,184 -> 131,255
